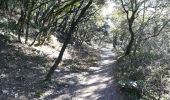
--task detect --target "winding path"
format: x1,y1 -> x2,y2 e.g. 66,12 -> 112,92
49,46 -> 126,100
71,47 -> 126,100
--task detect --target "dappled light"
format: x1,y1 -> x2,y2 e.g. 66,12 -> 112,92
0,0 -> 170,100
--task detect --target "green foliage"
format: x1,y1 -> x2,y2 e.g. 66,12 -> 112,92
54,0 -> 80,16
0,34 -> 11,44
118,80 -> 145,88
87,56 -> 98,65
70,63 -> 77,71
115,52 -> 169,99
35,90 -> 43,97
118,80 -> 145,100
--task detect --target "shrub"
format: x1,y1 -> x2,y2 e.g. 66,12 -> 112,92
115,52 -> 169,99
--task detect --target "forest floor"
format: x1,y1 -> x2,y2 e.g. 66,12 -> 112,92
51,46 -> 126,100
0,39 -> 126,100
71,46 -> 126,100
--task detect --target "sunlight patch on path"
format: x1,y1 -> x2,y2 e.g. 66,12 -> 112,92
71,47 -> 124,100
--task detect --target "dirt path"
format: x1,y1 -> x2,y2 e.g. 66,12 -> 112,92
0,42 -> 125,100
67,47 -> 125,100
41,47 -> 126,100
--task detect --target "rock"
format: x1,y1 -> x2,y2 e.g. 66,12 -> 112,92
14,93 -> 18,98
0,74 -> 6,78
2,90 -> 8,94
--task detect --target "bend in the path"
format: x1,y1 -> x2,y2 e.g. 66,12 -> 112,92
71,47 -> 126,100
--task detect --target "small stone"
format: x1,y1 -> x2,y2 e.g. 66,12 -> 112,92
2,90 -> 8,94
0,74 -> 6,78
15,93 -> 18,98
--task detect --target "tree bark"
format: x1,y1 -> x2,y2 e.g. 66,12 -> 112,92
120,0 -> 138,56
125,23 -> 135,56
25,0 -> 35,44
17,8 -> 26,43
25,12 -> 31,44
45,28 -> 73,81
45,0 -> 93,81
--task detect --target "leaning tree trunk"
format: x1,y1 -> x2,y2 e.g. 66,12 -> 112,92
45,29 -> 73,81
45,0 -> 93,81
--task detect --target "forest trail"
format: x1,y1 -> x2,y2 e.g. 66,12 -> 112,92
70,47 -> 125,100
53,46 -> 126,100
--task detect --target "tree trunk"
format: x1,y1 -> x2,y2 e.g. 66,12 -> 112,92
113,33 -> 117,49
125,26 -> 134,56
124,14 -> 135,56
45,0 -> 93,81
25,11 -> 31,44
17,8 -> 26,43
45,29 -> 72,81
25,0 -> 35,44
25,13 -> 31,44
29,32 -> 40,46
120,0 -> 138,56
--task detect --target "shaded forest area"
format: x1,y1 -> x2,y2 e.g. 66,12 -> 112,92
0,0 -> 170,100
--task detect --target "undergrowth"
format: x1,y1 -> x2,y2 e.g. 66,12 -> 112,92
115,52 -> 170,100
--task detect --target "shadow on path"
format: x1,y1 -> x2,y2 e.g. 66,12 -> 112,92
70,47 -> 126,100
39,47 -> 127,100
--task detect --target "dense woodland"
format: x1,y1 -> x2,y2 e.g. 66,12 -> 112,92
0,0 -> 170,100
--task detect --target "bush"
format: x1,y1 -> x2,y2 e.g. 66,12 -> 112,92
115,52 -> 169,99
0,34 -> 11,44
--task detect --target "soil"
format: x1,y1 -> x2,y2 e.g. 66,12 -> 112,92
0,42 -> 126,100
